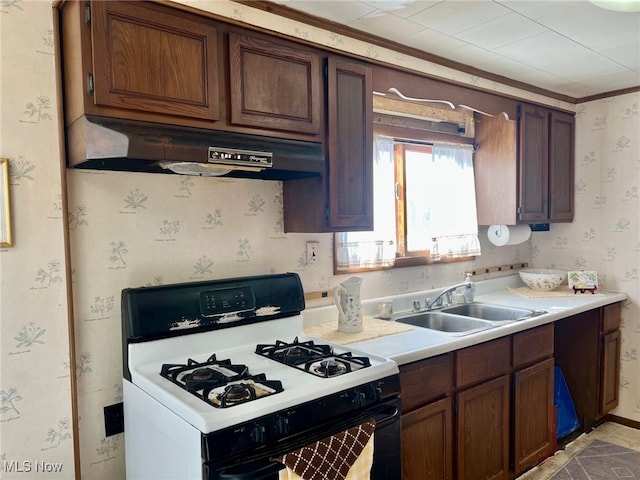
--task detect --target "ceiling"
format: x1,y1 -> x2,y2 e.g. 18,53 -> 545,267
268,0 -> 640,100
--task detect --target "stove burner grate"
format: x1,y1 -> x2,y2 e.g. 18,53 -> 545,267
204,374 -> 283,408
256,337 -> 334,366
159,354 -> 283,407
256,337 -> 372,377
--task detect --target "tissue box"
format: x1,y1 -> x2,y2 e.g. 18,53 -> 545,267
568,271 -> 598,290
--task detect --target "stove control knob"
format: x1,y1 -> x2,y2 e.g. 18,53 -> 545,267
250,424 -> 266,444
373,386 -> 383,402
351,390 -> 367,408
275,415 -> 290,435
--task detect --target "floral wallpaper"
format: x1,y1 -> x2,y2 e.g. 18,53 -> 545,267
532,94 -> 640,423
0,0 -> 75,478
0,1 -> 637,479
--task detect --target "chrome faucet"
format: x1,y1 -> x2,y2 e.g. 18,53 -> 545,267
412,282 -> 468,312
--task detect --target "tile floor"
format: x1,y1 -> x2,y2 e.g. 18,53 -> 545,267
517,422 -> 640,479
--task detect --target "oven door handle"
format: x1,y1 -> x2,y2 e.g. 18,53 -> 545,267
373,404 -> 400,428
216,459 -> 284,480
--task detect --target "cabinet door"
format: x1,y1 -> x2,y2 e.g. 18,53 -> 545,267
518,104 -> 549,223
326,57 -> 373,230
513,358 -> 555,475
456,375 -> 510,480
549,111 -> 575,222
229,32 -> 321,135
402,397 -> 453,480
600,330 -> 620,415
474,113 -> 518,225
91,1 -> 219,120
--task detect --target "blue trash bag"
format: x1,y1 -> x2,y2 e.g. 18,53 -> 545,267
554,365 -> 580,438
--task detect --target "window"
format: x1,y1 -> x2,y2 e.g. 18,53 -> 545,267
335,135 -> 480,273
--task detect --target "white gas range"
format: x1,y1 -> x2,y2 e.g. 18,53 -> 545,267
122,273 -> 401,480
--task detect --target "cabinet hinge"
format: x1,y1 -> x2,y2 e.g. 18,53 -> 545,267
84,3 -> 91,26
86,73 -> 94,96
395,182 -> 400,200
517,206 -> 521,215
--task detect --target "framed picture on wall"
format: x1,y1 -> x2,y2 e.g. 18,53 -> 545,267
1,158 -> 13,248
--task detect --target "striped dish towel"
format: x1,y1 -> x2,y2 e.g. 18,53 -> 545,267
276,420 -> 376,480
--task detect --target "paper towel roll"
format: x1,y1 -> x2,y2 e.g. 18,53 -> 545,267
488,224 -> 531,246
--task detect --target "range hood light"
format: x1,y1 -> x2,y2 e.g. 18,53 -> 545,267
158,161 -> 232,176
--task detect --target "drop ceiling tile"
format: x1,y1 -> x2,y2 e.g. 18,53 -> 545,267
361,0 -> 440,18
407,0 -> 512,36
276,0 -> 377,24
454,12 -> 546,50
401,27 -> 468,56
493,31 -> 598,70
568,57 -> 633,80
552,81 -> 599,98
348,10 -> 427,41
450,44 -> 571,84
495,0 -> 575,20
570,17 -> 640,51
537,2 -> 639,38
581,69 -> 640,92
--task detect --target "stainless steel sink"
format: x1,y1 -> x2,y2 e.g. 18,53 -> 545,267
395,312 -> 496,336
442,303 -> 544,322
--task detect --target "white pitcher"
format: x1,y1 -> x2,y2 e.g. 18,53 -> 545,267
333,276 -> 364,333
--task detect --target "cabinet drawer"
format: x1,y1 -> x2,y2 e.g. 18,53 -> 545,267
455,337 -> 511,389
513,324 -> 554,368
601,302 -> 621,333
400,353 -> 453,412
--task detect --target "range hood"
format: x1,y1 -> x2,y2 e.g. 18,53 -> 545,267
66,115 -> 325,179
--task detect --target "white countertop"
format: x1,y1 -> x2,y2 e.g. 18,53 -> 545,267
303,275 -> 627,366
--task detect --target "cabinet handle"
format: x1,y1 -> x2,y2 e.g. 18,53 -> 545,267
84,3 -> 91,26
86,73 -> 94,97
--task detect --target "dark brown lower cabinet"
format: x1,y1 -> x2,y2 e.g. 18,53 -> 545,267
399,305 -> 621,478
554,303 -> 622,431
456,375 -> 510,480
513,357 -> 555,475
401,397 -> 453,480
601,329 -> 621,413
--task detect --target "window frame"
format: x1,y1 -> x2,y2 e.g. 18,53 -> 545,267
334,126 -> 476,274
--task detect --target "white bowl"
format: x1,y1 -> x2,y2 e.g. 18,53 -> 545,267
519,268 -> 566,291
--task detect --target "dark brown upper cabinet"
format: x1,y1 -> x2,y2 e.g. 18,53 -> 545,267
62,1 -> 220,125
326,57 -> 373,230
284,57 -> 373,232
228,32 -> 322,137
474,105 -> 575,225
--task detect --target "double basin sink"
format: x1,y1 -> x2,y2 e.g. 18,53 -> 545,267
394,303 -> 545,336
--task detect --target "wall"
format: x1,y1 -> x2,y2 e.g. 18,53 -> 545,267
532,93 -> 640,422
0,1 -> 75,478
0,1 -> 636,480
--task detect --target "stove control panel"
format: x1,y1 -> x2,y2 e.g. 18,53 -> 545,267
199,287 -> 256,317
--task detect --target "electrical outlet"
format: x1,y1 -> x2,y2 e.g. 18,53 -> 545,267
104,402 -> 124,437
306,241 -> 319,264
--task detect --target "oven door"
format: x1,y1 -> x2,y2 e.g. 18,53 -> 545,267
204,397 -> 401,480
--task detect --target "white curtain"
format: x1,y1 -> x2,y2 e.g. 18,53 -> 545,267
335,135 -> 397,270
428,142 -> 481,260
